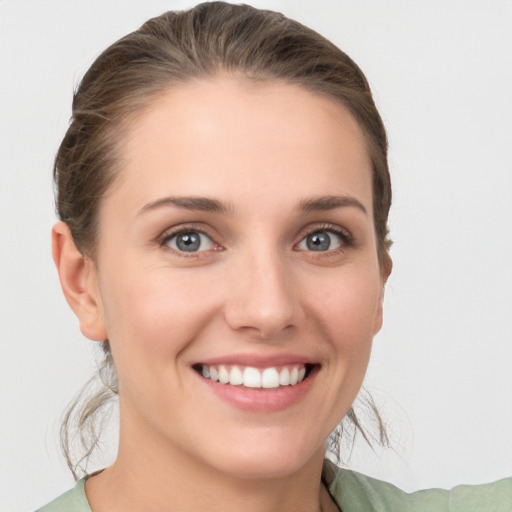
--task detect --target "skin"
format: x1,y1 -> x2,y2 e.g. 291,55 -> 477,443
53,77 -> 390,512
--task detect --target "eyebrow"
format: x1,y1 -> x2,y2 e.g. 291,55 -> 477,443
298,195 -> 368,215
137,196 -> 233,216
137,194 -> 367,217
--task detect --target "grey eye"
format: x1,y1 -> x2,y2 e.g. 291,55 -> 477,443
306,231 -> 331,251
297,230 -> 343,252
167,231 -> 215,252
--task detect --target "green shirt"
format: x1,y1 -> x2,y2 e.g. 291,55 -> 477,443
36,464 -> 512,512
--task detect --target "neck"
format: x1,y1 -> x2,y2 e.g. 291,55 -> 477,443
85,410 -> 334,512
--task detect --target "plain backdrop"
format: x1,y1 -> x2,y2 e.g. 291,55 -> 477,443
1,1 -> 511,511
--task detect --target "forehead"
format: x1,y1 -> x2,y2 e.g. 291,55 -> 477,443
107,76 -> 373,215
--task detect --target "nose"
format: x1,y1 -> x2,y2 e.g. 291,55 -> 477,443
223,248 -> 300,340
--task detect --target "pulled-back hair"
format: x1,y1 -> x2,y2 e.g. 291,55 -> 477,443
56,1 -> 391,479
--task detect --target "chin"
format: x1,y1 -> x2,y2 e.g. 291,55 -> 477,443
198,429 -> 326,480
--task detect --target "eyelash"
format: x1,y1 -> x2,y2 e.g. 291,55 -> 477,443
295,223 -> 354,254
158,223 -> 354,257
159,224 -> 221,257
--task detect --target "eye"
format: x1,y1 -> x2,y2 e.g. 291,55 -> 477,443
296,229 -> 346,252
164,230 -> 216,253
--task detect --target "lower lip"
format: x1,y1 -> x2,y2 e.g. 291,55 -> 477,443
196,368 -> 317,413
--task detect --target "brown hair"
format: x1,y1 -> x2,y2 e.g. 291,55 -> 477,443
56,1 -> 391,479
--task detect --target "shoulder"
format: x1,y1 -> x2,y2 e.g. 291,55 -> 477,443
35,478 -> 91,512
324,461 -> 512,512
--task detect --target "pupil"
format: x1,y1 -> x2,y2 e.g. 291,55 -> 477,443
307,231 -> 330,251
176,232 -> 200,252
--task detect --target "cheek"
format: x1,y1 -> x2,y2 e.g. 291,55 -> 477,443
310,268 -> 381,371
98,264 -> 212,379
316,272 -> 381,336
302,269 -> 381,430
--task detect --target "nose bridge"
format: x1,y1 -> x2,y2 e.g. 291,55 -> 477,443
224,238 -> 297,339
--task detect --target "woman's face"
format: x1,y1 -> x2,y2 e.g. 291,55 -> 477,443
86,77 -> 387,478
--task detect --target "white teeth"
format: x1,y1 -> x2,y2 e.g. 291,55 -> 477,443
218,365 -> 229,384
279,367 -> 290,386
200,364 -> 308,388
261,368 -> 280,388
229,366 -> 243,385
243,367 -> 261,388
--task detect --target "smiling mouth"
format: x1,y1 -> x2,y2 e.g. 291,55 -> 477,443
193,363 -> 316,389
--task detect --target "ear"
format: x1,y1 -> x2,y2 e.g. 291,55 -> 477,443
52,221 -> 107,341
373,253 -> 393,335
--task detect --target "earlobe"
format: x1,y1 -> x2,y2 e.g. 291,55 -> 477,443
381,253 -> 393,284
52,222 -> 107,342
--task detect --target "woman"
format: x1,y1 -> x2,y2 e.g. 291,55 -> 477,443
30,2 -> 510,511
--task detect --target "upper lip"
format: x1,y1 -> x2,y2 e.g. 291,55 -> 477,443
192,353 -> 318,368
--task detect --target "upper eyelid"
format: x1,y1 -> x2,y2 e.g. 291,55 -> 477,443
295,222 -> 353,241
158,223 -> 218,243
163,229 -> 213,243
